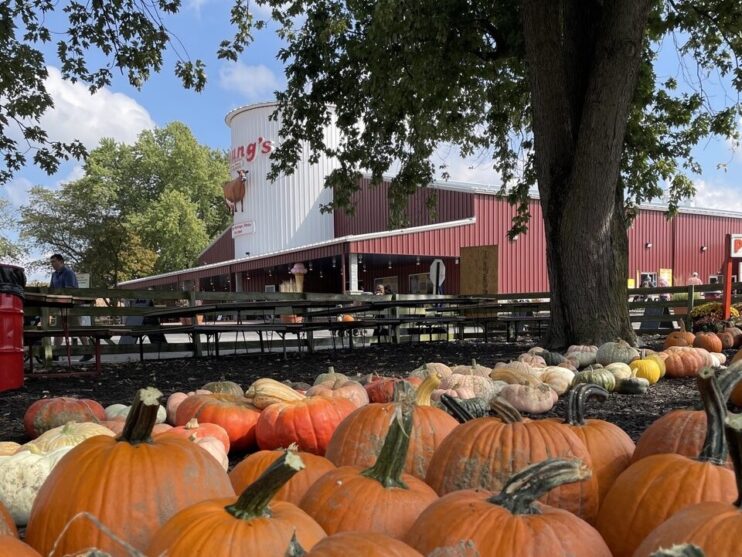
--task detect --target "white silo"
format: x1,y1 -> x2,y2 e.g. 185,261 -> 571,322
224,102 -> 341,257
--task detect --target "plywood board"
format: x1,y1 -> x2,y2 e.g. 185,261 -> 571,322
460,245 -> 498,295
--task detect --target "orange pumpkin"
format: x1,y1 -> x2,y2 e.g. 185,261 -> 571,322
693,332 -> 723,353
175,393 -> 261,452
633,412 -> 742,556
723,326 -> 742,348
24,388 -> 235,556
718,331 -> 736,350
363,376 -> 422,403
23,397 -> 105,439
660,346 -> 707,377
229,449 -> 336,505
305,377 -> 369,408
147,450 -> 326,556
325,377 -> 458,480
0,501 -> 17,538
256,396 -> 356,455
550,384 -> 635,504
425,400 -> 599,523
299,402 -> 438,539
595,369 -> 737,557
664,329 -> 695,349
0,536 -> 41,557
156,417 -> 231,453
303,532 -> 423,556
406,459 -> 611,556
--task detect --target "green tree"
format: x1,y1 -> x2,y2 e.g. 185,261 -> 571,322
257,0 -> 741,347
3,0 -> 742,345
0,198 -> 25,261
19,123 -> 230,286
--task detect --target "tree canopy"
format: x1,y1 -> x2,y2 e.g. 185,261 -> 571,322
2,0 -> 741,344
19,122 -> 231,286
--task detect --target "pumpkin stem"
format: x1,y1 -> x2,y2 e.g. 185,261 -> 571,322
490,397 -> 523,423
360,401 -> 413,489
697,368 -> 728,465
118,387 -> 163,445
564,384 -> 608,426
650,544 -> 706,557
414,373 -> 441,406
284,531 -> 306,556
724,412 -> 742,508
226,450 -> 305,520
185,418 -> 200,430
440,394 -> 475,423
488,459 -> 591,515
392,380 -> 415,402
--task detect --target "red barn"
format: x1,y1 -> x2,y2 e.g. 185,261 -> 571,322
119,176 -> 742,295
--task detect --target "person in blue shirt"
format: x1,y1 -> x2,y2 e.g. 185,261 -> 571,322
49,254 -> 78,288
49,254 -> 92,361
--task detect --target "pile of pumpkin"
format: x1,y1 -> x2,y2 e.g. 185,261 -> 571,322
3,349 -> 742,556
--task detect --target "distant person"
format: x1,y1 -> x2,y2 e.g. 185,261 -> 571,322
384,285 -> 393,295
657,277 -> 671,301
375,284 -> 385,296
687,272 -> 703,286
49,254 -> 91,361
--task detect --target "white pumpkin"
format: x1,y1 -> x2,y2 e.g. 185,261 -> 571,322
0,442 -> 20,456
605,362 -> 634,380
494,361 -> 539,376
517,353 -> 547,368
194,436 -> 229,471
165,390 -> 212,424
19,422 -> 115,455
450,360 -> 493,378
409,362 -> 453,379
538,366 -> 575,395
439,374 -> 503,402
712,352 -> 727,365
498,384 -> 558,414
0,446 -> 72,525
105,402 -> 167,424
565,345 -> 599,367
431,385 -> 477,401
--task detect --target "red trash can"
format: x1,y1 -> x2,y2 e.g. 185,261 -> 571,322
0,263 -> 26,392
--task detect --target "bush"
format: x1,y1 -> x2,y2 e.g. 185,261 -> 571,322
690,302 -> 740,333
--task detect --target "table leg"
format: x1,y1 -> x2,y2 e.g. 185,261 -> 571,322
63,313 -> 72,367
95,339 -> 101,376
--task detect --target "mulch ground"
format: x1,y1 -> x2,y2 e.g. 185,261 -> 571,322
0,335 -> 707,449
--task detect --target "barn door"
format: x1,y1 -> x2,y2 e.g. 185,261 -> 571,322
460,246 -> 498,295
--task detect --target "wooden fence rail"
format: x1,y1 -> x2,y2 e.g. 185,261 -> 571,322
20,282 -> 742,364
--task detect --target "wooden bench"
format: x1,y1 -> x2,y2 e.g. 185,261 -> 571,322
24,327 -> 127,376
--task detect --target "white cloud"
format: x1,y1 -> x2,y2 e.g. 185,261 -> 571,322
690,179 -> 742,213
219,62 -> 282,101
4,165 -> 85,208
5,176 -> 34,207
432,143 -> 503,188
39,67 -> 155,149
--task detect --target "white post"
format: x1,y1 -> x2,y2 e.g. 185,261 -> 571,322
349,253 -> 359,293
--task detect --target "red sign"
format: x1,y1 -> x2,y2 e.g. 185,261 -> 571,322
232,221 -> 255,238
732,234 -> 742,258
229,137 -> 274,166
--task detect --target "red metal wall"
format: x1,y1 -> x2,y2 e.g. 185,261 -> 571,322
334,178 -> 474,236
671,212 -> 742,285
198,228 -> 234,266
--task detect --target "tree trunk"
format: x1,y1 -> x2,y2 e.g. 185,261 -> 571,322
521,0 -> 652,348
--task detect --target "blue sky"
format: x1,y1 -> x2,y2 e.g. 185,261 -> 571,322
2,1 -> 741,279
